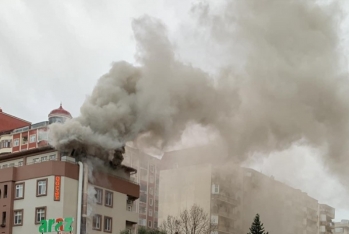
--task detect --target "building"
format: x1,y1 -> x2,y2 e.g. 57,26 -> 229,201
0,108 -> 31,155
334,220 -> 349,234
319,204 -> 335,234
158,146 -> 335,234
158,163 -> 242,234
0,104 -> 71,156
123,145 -> 161,229
0,105 -> 140,234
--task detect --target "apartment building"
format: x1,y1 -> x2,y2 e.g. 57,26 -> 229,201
319,204 -> 335,234
158,163 -> 243,234
242,168 -> 320,234
0,104 -> 71,155
334,220 -> 349,234
123,145 -> 160,229
0,146 -> 140,234
158,146 -> 336,234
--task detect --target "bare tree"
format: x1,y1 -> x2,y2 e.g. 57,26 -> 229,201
160,204 -> 216,234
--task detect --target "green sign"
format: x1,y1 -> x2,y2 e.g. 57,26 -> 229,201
39,217 -> 74,233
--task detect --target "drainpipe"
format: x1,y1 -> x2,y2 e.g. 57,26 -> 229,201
81,162 -> 89,234
77,162 -> 84,234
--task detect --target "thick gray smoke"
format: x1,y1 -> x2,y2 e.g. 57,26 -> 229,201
49,0 -> 349,183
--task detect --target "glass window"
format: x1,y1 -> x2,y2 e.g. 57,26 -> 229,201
95,188 -> 103,204
14,210 -> 22,225
93,215 -> 101,230
37,180 -> 47,196
29,135 -> 36,143
105,191 -> 113,207
15,184 -> 24,199
104,217 -> 112,232
35,207 -> 46,224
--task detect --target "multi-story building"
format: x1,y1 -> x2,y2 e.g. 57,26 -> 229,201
0,108 -> 31,155
0,146 -> 140,234
158,146 -> 336,234
123,145 -> 161,229
242,168 -> 319,234
158,163 -> 242,234
334,220 -> 349,234
0,105 -> 140,234
319,204 -> 335,234
0,104 -> 71,155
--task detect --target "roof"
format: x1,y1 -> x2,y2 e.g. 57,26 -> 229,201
48,103 -> 72,118
0,109 -> 31,132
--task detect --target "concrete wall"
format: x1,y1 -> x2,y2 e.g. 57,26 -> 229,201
158,164 -> 212,224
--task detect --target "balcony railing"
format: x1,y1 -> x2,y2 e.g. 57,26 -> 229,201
212,194 -> 238,206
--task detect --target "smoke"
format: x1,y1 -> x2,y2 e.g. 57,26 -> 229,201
49,1 -> 349,184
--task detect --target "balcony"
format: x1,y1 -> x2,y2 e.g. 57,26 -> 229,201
212,194 -> 238,206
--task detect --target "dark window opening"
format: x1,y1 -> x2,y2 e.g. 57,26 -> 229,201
4,185 -> 7,198
2,212 -> 6,226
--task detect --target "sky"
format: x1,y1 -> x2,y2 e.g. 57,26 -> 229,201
0,0 -> 348,221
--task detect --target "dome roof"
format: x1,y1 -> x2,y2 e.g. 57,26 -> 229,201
48,103 -> 72,118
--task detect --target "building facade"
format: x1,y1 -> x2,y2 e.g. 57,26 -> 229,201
123,145 -> 160,229
334,220 -> 349,234
0,147 -> 140,234
318,204 -> 335,234
158,147 -> 336,234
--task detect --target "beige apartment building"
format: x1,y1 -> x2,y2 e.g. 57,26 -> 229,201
319,204 -> 335,234
158,149 -> 336,234
334,220 -> 349,234
0,146 -> 140,234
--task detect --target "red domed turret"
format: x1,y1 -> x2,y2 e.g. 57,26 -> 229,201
48,103 -> 72,124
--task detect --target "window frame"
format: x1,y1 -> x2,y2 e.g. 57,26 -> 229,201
14,183 -> 25,200
29,134 -> 36,143
35,207 -> 47,224
148,220 -> 152,228
36,179 -> 48,197
92,214 -> 102,231
104,190 -> 113,208
149,198 -> 153,206
104,216 -> 112,233
14,139 -> 19,146
13,209 -> 23,226
95,187 -> 103,205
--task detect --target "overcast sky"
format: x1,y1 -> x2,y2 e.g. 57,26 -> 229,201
1,0 -> 348,221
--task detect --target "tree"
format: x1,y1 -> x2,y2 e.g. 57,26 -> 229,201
160,204 -> 216,234
247,214 -> 269,234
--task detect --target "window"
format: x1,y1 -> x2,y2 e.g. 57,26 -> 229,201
35,207 -> 46,224
104,217 -> 112,232
9,163 -> 14,167
95,188 -> 103,204
13,210 -> 23,226
139,219 -> 146,226
105,191 -> 113,207
149,176 -> 154,183
18,161 -> 23,167
2,212 -> 6,225
2,164 -> 7,169
140,193 -> 147,203
149,198 -> 153,206
33,158 -> 40,163
154,222 -> 158,228
30,135 -> 36,143
212,184 -> 219,194
140,206 -> 146,214
211,215 -> 218,224
4,185 -> 7,198
37,179 -> 47,196
15,183 -> 24,199
148,221 -> 152,228
22,136 -> 28,145
93,215 -> 102,230
149,187 -> 153,195
49,155 -> 56,161
14,139 -> 19,146
41,156 -> 48,162
149,209 -> 153,217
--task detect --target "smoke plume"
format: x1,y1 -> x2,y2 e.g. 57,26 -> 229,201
49,0 -> 349,183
